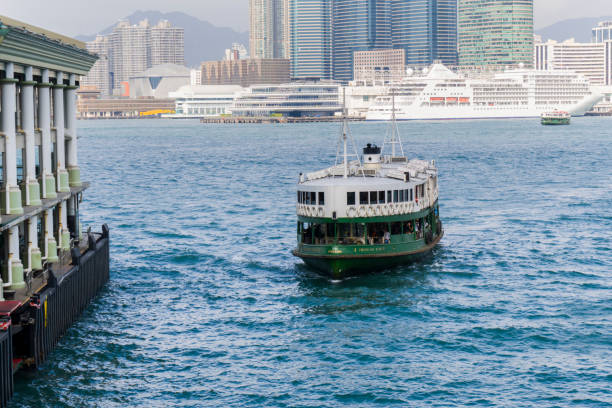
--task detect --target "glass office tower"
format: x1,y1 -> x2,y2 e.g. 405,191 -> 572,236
332,0 -> 392,82
289,0 -> 333,79
391,0 -> 458,67
458,0 -> 534,68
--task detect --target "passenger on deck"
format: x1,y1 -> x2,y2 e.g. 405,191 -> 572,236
383,230 -> 390,244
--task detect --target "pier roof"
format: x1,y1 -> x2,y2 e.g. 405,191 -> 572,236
0,15 -> 97,76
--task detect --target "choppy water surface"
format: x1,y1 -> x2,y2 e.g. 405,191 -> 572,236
11,118 -> 611,407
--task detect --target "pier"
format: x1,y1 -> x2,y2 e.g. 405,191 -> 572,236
200,116 -> 365,124
0,16 -> 107,407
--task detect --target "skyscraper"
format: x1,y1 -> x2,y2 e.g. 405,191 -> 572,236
81,35 -> 111,96
289,0 -> 332,79
110,20 -> 151,91
332,0 -> 392,81
250,0 -> 289,59
391,0 -> 458,67
458,0 -> 534,68
151,20 -> 185,67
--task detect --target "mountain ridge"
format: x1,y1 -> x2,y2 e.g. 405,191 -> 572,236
76,10 -> 249,68
536,16 -> 612,42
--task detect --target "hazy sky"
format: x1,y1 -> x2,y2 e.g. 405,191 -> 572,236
1,0 -> 612,37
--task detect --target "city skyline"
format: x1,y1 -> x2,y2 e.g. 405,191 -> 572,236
2,0 -> 612,37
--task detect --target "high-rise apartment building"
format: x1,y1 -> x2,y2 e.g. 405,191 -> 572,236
289,0 -> 332,79
93,19 -> 185,93
151,20 -> 185,66
391,0 -> 458,66
81,35 -> 111,96
458,0 -> 534,68
110,20 -> 151,91
535,38 -> 612,86
250,0 -> 289,59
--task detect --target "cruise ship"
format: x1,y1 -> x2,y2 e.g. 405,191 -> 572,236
366,64 -> 603,121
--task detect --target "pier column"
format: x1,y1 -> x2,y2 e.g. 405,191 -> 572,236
1,62 -> 24,215
37,69 -> 56,199
27,216 -> 42,270
6,227 -> 25,290
65,74 -> 81,187
21,66 -> 42,206
43,209 -> 58,263
58,201 -> 70,251
53,72 -> 69,193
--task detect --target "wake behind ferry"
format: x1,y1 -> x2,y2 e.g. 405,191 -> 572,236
366,64 -> 603,121
293,96 -> 442,278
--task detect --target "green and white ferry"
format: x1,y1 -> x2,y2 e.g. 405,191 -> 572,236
541,110 -> 571,125
292,98 -> 443,278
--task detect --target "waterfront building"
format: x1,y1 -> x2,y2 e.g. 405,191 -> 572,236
534,38 -> 612,86
391,0 -> 458,67
151,20 -> 185,67
353,49 -> 406,84
230,81 -> 341,117
288,0 -> 332,79
0,15 -> 110,403
200,58 -> 290,87
593,21 -> 612,43
164,85 -> 244,118
80,35 -> 111,96
458,0 -> 534,68
128,64 -> 190,98
76,95 -> 175,118
249,0 -> 289,59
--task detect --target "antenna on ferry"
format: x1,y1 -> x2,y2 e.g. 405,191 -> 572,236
335,86 -> 363,178
382,87 -> 405,158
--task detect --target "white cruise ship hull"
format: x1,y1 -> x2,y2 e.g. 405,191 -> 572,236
366,93 -> 603,121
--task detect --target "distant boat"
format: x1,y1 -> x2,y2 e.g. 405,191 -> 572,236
541,110 -> 571,125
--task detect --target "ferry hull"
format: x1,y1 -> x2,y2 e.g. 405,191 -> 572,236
294,232 -> 443,279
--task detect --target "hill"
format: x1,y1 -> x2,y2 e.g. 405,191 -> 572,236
536,16 -> 612,42
76,10 -> 249,68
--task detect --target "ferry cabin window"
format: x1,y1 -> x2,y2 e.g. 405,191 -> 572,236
370,191 -> 377,204
297,191 -> 301,203
305,193 -> 310,205
404,189 -> 409,202
347,192 -> 356,205
399,190 -> 405,202
378,191 -> 385,204
410,188 -> 413,201
360,192 -> 368,205
318,192 -> 325,206
387,191 -> 392,203
310,192 -> 316,204
393,190 -> 399,202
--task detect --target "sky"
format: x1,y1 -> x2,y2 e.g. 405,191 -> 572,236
1,0 -> 612,37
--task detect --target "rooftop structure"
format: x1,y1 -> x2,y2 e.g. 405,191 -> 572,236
593,21 -> 612,43
128,63 -> 191,98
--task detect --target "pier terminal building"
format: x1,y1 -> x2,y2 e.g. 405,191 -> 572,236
0,16 -> 110,406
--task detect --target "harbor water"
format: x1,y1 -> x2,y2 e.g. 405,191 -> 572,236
12,118 -> 611,407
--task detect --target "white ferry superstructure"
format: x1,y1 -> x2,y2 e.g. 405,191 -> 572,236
366,64 -> 604,121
